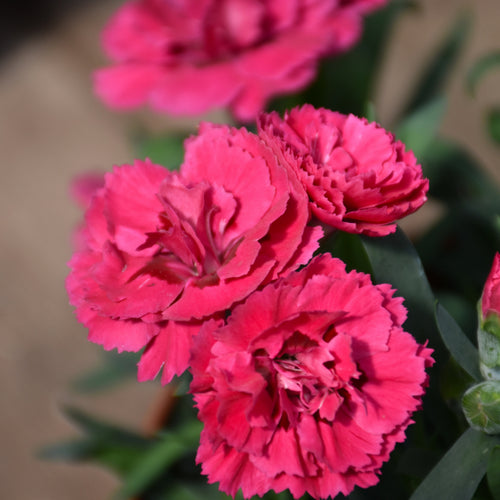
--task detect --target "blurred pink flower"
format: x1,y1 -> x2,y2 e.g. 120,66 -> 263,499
259,105 -> 429,236
482,253 -> 500,319
191,254 -> 433,499
94,0 -> 387,121
67,123 -> 320,384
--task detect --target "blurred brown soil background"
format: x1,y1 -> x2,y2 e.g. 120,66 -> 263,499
0,0 -> 499,498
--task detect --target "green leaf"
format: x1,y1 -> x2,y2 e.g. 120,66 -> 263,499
364,101 -> 377,123
71,351 -> 139,393
114,419 -> 202,499
436,303 -> 481,381
360,228 -> 443,353
134,133 -> 187,170
466,51 -> 500,95
436,292 -> 477,339
487,108 -> 500,145
487,446 -> 500,499
361,229 -> 458,443
396,97 -> 447,159
322,231 -> 372,276
61,406 -> 148,444
403,13 -> 470,115
410,428 -> 500,500
40,407 -> 153,475
38,439 -> 97,461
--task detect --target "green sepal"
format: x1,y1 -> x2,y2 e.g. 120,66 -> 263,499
478,303 -> 500,380
462,381 -> 500,435
483,311 -> 500,341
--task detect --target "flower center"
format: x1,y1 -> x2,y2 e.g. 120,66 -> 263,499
165,1 -> 278,65
134,184 -> 240,288
273,354 -> 330,416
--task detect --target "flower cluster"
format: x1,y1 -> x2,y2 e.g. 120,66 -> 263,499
67,105 -> 432,498
94,0 -> 388,121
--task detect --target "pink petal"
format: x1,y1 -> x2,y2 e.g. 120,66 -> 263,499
94,65 -> 164,109
138,320 -> 203,384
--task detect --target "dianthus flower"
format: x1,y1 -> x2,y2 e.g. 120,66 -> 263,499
259,105 -> 429,236
94,0 -> 388,122
191,254 -> 433,499
66,123 -> 321,384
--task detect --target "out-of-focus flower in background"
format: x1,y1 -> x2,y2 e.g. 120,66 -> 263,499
94,0 -> 388,121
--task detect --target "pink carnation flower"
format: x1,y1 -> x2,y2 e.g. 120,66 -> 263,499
191,254 -> 433,499
482,253 -> 500,319
67,123 -> 321,384
94,0 -> 388,122
259,105 -> 429,236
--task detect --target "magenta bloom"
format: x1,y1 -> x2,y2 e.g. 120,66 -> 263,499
94,0 -> 388,122
191,254 -> 433,499
259,105 -> 429,236
482,253 -> 500,319
67,123 -> 320,384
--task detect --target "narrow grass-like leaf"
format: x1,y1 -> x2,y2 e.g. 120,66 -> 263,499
487,446 -> 500,500
323,231 -> 372,275
364,101 -> 377,122
62,406 -> 147,445
361,229 -> 458,442
404,13 -> 470,114
487,108 -> 500,145
396,98 -> 447,159
360,228 -> 442,353
38,439 -> 97,461
114,419 -> 202,499
411,429 -> 500,500
41,407 -> 152,475
436,303 -> 481,381
466,51 -> 500,95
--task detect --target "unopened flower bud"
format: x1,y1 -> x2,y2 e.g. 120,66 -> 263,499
462,381 -> 500,435
478,253 -> 500,380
